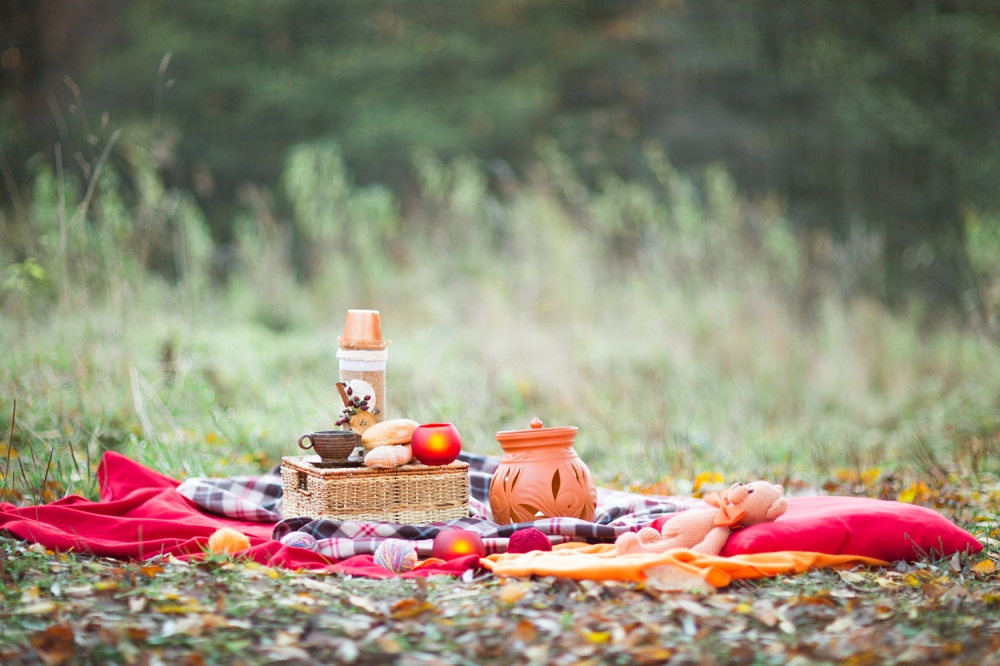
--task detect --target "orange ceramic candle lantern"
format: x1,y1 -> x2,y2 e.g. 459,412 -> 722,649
489,417 -> 597,525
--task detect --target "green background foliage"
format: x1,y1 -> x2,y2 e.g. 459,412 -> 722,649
2,0 -> 1000,312
2,0 -> 1000,500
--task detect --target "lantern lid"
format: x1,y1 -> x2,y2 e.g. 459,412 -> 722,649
495,417 -> 578,451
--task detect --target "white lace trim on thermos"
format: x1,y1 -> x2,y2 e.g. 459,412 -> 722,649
337,348 -> 388,372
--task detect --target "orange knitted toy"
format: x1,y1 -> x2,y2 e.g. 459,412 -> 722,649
615,481 -> 788,557
208,527 -> 251,555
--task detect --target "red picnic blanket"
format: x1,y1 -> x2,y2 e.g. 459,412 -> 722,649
1,452 -> 981,576
0,452 -> 478,578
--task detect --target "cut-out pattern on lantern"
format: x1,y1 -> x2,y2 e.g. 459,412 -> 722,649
489,417 -> 597,524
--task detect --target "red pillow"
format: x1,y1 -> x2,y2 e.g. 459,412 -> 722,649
651,496 -> 981,562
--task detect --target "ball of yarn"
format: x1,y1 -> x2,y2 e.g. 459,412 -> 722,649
280,531 -> 318,551
507,528 -> 552,554
374,539 -> 418,574
207,527 -> 251,555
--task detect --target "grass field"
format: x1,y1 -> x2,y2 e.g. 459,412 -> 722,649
2,140 -> 1000,663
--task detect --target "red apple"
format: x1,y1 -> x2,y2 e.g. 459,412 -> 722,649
411,423 -> 462,466
432,529 -> 485,560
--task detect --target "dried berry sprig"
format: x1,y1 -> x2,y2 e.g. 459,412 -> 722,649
334,382 -> 379,426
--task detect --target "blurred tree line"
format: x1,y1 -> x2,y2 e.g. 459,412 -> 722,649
2,0 -> 999,316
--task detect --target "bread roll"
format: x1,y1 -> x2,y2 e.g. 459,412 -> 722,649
361,419 -> 419,451
364,444 -> 413,468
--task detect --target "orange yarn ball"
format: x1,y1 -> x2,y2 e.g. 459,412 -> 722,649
208,528 -> 251,555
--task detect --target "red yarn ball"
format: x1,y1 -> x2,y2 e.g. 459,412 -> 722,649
507,528 -> 552,554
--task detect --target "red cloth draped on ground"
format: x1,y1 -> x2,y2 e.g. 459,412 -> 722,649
0,452 -> 477,578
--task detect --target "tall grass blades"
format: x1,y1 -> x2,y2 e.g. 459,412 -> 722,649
1,132 -> 999,504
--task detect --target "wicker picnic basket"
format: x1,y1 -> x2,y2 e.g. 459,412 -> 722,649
281,456 -> 470,523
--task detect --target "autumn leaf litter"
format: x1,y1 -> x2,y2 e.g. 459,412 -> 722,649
1,472 -> 999,665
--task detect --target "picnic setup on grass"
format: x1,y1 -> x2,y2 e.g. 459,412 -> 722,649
0,310 -> 983,588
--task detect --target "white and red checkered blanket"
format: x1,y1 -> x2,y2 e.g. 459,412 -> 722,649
176,452 -> 705,559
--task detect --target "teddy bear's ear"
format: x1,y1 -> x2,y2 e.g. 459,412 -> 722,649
765,496 -> 789,521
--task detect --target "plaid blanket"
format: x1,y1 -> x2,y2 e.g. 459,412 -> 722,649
176,452 -> 705,558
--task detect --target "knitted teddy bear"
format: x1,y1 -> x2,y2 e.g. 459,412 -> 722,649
615,481 -> 788,557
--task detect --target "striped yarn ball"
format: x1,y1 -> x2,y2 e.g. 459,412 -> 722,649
374,539 -> 418,574
280,531 -> 319,552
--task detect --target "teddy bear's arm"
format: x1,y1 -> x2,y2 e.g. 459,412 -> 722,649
691,526 -> 731,555
614,527 -> 668,556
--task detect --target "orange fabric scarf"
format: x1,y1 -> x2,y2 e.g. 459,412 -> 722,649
483,543 -> 887,588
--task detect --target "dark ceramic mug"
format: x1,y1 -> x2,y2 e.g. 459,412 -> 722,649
297,430 -> 359,463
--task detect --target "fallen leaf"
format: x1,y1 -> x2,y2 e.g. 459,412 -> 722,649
580,630 -> 610,644
791,594 -> 836,608
752,601 -> 779,627
829,588 -> 857,599
631,647 -> 673,665
155,599 -> 205,614
274,629 -> 301,647
824,616 -> 855,633
861,467 -> 881,487
17,602 -> 58,615
201,614 -> 231,630
950,552 -> 962,573
681,614 -> 697,636
374,635 -> 402,654
241,562 -> 280,579
674,599 -> 711,617
390,598 -> 435,619
513,619 -> 537,643
336,639 -> 360,662
643,564 -> 715,592
265,646 -> 311,661
125,626 -> 149,642
498,582 -> 529,604
349,595 -> 380,614
838,570 -> 865,584
972,559 -> 996,576
291,577 -> 342,595
873,602 -> 896,620
898,482 -> 931,504
30,625 -> 74,666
